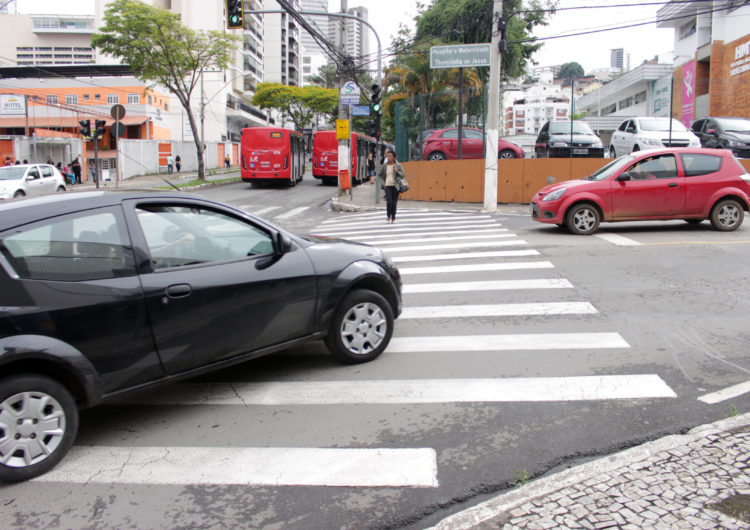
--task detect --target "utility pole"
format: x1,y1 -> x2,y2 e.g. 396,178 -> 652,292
337,0 -> 350,197
484,0 -> 504,211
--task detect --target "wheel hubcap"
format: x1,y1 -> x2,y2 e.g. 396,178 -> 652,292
0,391 -> 66,468
339,302 -> 387,355
718,205 -> 739,227
574,209 -> 596,231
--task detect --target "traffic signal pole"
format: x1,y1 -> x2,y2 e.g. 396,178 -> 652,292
484,1 -> 505,212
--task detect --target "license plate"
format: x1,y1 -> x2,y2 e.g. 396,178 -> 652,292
573,148 -> 588,155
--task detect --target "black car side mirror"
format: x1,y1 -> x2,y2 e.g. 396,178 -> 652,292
275,232 -> 293,255
706,128 -> 717,136
615,172 -> 631,182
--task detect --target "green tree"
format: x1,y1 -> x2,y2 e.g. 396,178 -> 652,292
91,0 -> 238,180
252,83 -> 338,131
308,63 -> 338,89
559,62 -> 585,80
415,0 -> 558,81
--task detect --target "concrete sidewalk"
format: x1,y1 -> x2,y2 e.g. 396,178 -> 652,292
70,167 -> 241,192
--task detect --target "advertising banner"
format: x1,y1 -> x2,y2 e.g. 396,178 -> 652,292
681,60 -> 696,125
652,76 -> 671,117
1,94 -> 26,115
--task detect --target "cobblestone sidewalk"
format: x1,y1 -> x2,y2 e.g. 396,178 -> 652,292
431,413 -> 750,529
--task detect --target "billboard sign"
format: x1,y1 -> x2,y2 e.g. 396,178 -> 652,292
681,60 -> 696,125
1,94 -> 26,115
652,76 -> 671,117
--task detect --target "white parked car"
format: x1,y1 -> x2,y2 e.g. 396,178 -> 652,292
0,164 -> 67,200
609,117 -> 700,157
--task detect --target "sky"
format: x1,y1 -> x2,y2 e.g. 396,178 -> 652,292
14,0 -> 677,74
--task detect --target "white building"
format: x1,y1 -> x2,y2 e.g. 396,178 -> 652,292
329,5 -> 370,72
610,48 -> 631,71
263,0 -> 302,88
503,72 -> 570,136
299,0 -> 330,86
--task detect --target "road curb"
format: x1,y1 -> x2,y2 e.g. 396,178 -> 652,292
428,412 -> 750,529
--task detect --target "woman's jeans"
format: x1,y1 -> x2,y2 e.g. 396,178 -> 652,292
385,185 -> 399,220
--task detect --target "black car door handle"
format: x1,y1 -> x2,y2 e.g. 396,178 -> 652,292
668,183 -> 678,188
166,284 -> 192,298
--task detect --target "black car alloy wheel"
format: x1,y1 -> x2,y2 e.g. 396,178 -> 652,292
0,374 -> 78,482
325,289 -> 394,364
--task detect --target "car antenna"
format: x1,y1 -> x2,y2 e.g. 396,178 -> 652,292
161,178 -> 182,192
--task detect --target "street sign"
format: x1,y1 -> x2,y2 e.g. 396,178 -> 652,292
351,105 -> 370,116
339,81 -> 361,105
110,104 -> 126,120
111,122 -> 126,138
430,44 -> 491,69
336,119 -> 350,140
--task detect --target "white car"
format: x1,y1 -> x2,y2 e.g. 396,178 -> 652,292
0,164 -> 67,200
609,117 -> 700,157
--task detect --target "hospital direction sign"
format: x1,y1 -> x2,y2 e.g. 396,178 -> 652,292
430,44 -> 491,69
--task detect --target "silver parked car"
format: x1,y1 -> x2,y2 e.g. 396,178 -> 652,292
0,164 -> 67,200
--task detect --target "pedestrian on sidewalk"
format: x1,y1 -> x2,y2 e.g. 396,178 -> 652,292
225,155 -> 230,168
175,155 -> 181,173
70,157 -> 82,184
377,148 -> 405,224
167,155 -> 174,174
367,150 -> 376,180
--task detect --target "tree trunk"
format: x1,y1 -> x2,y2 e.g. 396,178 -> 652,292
183,102 -> 205,181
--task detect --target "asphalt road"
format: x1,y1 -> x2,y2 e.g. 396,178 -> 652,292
2,174 -> 749,529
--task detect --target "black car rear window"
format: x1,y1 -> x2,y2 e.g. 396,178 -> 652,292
679,153 -> 722,177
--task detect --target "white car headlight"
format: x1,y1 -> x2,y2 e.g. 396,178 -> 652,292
727,139 -> 741,147
551,141 -> 568,147
592,140 -> 603,148
542,188 -> 566,201
642,138 -> 661,146
689,140 -> 701,147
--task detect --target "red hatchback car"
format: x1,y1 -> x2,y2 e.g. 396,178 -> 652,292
422,127 -> 525,160
531,148 -> 750,234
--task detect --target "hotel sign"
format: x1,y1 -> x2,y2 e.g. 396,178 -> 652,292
731,38 -> 750,76
1,94 -> 26,115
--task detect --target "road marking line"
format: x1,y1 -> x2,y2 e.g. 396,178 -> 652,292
363,232 -> 513,246
697,380 -> 750,404
36,447 -> 439,487
338,228 -> 508,241
388,333 -> 629,352
403,279 -> 573,293
400,302 -> 597,319
115,375 -> 672,407
320,214 -> 492,226
393,250 -> 540,263
594,233 -> 643,246
253,206 -> 281,215
311,222 -> 501,237
399,261 -> 551,275
274,206 -> 309,220
321,211 -> 479,223
385,240 -> 528,253
642,240 -> 750,246
317,217 -> 493,229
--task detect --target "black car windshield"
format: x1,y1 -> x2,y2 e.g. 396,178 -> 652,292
637,118 -> 688,132
586,155 -> 636,181
0,166 -> 26,180
714,118 -> 750,133
549,122 -> 594,135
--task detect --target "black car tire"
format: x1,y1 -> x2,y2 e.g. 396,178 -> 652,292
13,190 -> 25,198
609,147 -> 617,158
684,219 -> 703,225
56,186 -> 66,193
566,203 -> 601,235
428,151 -> 446,161
710,199 -> 744,231
498,149 -> 517,159
535,147 -> 548,158
325,289 -> 394,364
0,374 -> 78,483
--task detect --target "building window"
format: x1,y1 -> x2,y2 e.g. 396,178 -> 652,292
679,19 -> 696,40
94,94 -> 101,100
65,95 -> 78,105
107,94 -> 119,104
83,94 -> 89,100
148,95 -> 152,105
16,47 -> 33,52
164,102 -> 168,111
634,91 -> 647,105
46,95 -> 58,105
127,93 -> 139,104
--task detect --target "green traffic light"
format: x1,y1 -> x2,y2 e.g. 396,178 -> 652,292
372,103 -> 381,113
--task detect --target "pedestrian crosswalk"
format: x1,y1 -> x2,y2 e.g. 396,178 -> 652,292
40,208 -> 677,488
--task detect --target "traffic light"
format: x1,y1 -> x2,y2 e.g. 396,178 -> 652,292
94,120 -> 107,139
370,84 -> 382,114
226,0 -> 244,29
365,119 -> 377,137
79,119 -> 91,138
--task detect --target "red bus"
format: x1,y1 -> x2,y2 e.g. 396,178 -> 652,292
240,127 -> 305,186
312,130 -> 377,185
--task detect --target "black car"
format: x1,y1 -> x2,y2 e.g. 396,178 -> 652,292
535,121 -> 605,158
0,191 -> 401,482
690,117 -> 750,159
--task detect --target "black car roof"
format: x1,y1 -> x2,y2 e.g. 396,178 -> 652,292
0,190 -> 208,231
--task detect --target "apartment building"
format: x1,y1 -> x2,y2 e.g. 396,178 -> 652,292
657,0 -> 750,121
263,0 -> 302,87
299,0 -> 330,86
503,72 -> 570,136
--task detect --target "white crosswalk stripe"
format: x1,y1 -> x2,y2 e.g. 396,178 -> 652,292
274,206 -> 309,220
311,220 -> 499,236
398,261 -> 553,275
37,447 -> 439,487
393,250 -> 540,263
403,279 -> 573,293
384,240 -> 529,253
387,333 -> 630,352
252,206 -> 281,216
400,302 -> 598,319
359,232 -> 513,246
334,227 -> 510,242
